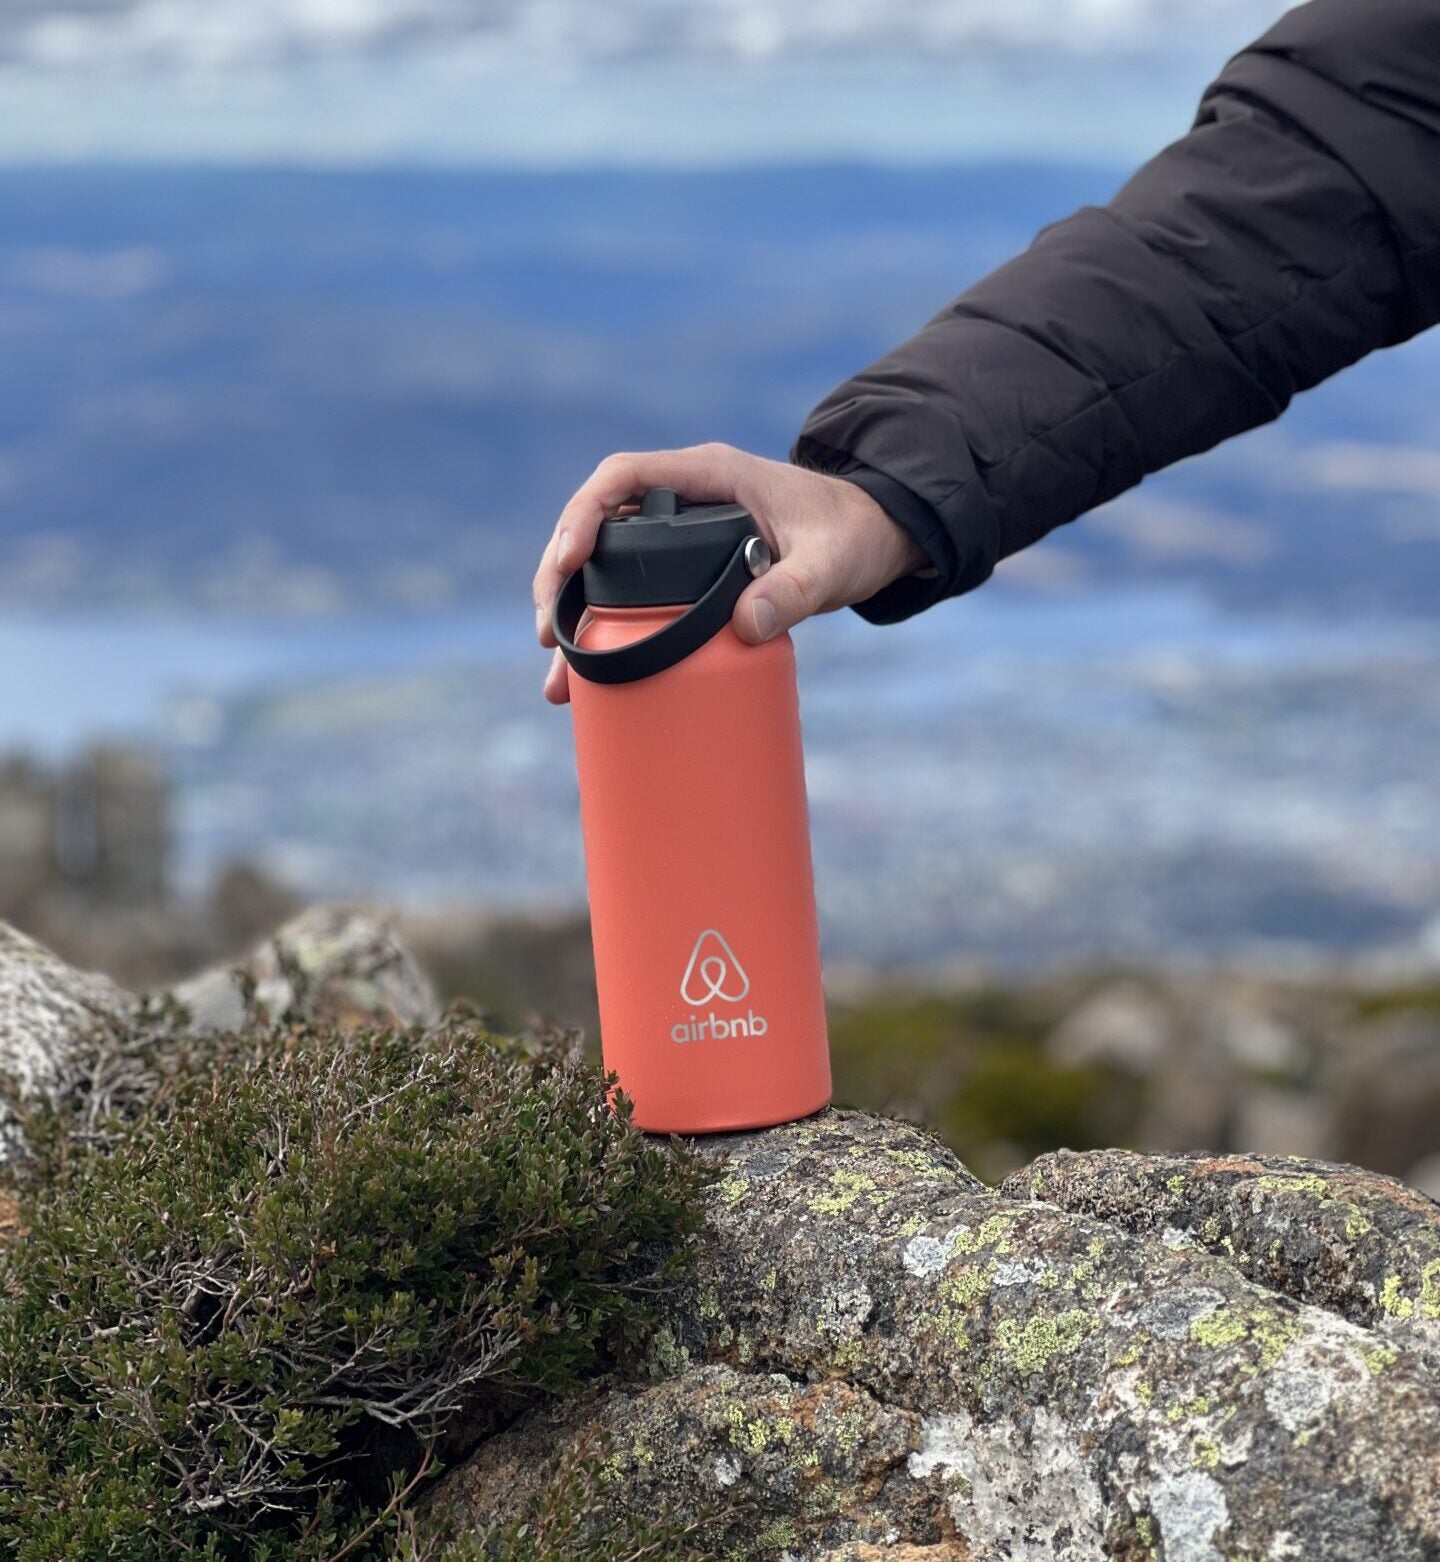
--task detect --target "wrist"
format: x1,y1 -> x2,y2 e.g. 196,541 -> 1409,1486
835,475 -> 927,580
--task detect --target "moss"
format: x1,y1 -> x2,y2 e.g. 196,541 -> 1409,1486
0,1009 -> 716,1560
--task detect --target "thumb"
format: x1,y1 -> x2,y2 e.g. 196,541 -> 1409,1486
732,556 -> 821,645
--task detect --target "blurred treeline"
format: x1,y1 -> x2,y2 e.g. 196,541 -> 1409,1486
4,743 -> 1438,1198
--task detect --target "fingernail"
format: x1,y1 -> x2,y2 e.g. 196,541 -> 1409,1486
752,598 -> 778,641
557,528 -> 572,565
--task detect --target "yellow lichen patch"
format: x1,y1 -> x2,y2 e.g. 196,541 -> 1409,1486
1379,1274 -> 1415,1321
716,1173 -> 751,1208
1166,1174 -> 1188,1197
1343,1207 -> 1374,1241
1166,1394 -> 1213,1423
725,1401 -> 771,1455
949,1211 -> 1019,1258
807,1169 -> 880,1216
642,1324 -> 691,1379
1189,1305 -> 1299,1369
941,1264 -> 992,1308
1360,1343 -> 1398,1376
994,1309 -> 1097,1376
1253,1172 -> 1331,1197
1189,1309 -> 1248,1350
1134,1513 -> 1157,1559
832,1407 -> 870,1459
1420,1259 -> 1440,1321
1193,1436 -> 1222,1470
880,1147 -> 952,1176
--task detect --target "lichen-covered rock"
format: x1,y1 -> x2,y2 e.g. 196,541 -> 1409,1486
173,903 -> 439,1032
433,1110 -> 1440,1561
1003,1148 -> 1440,1374
427,1364 -> 976,1559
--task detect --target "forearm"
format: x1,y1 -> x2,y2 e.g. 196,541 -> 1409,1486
796,0 -> 1440,623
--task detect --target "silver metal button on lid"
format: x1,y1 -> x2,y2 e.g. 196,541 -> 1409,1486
743,536 -> 772,578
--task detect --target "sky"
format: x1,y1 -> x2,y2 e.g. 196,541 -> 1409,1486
0,0 -> 1295,165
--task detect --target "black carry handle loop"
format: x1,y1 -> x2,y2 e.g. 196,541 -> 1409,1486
554,538 -> 763,685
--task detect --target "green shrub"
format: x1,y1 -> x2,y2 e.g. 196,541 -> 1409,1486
827,986 -> 1145,1182
0,1008 -> 716,1559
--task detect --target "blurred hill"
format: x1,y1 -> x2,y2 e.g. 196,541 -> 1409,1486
1,162 -> 1437,617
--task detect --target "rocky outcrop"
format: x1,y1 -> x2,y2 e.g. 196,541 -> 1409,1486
1003,1147 -> 1440,1375
5,919 -> 1439,1558
431,1111 -> 1440,1560
0,907 -> 438,1163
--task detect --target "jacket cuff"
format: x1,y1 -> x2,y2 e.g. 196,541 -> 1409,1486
792,436 -> 962,625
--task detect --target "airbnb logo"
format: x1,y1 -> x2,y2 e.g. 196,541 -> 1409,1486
680,929 -> 750,1005
671,930 -> 767,1045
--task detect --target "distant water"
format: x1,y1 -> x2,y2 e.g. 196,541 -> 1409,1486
9,588 -> 1440,968
0,609 -> 522,757
5,586 -> 1429,757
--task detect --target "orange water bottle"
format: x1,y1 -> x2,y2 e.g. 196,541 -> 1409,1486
553,487 -> 831,1134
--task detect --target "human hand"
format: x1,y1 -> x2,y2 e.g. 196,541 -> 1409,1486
533,443 -> 926,704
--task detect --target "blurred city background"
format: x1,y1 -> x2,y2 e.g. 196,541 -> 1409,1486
3,0 -> 1440,1188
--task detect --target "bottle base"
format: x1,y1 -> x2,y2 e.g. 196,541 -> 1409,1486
634,1091 -> 833,1139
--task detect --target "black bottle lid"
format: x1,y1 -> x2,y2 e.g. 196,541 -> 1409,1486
582,488 -> 760,608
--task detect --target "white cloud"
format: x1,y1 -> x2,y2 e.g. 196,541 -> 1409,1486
0,0 -> 1290,75
1307,441 -> 1440,500
4,245 -> 167,298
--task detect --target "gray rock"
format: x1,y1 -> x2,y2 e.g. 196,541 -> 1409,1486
173,903 -> 439,1033
1004,1146 -> 1440,1373
431,1110 -> 1440,1560
0,923 -> 131,1159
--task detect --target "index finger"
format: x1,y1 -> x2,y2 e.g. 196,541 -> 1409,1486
532,443 -> 743,646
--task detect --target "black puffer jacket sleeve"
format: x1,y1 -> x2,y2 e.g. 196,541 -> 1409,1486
794,0 -> 1440,624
